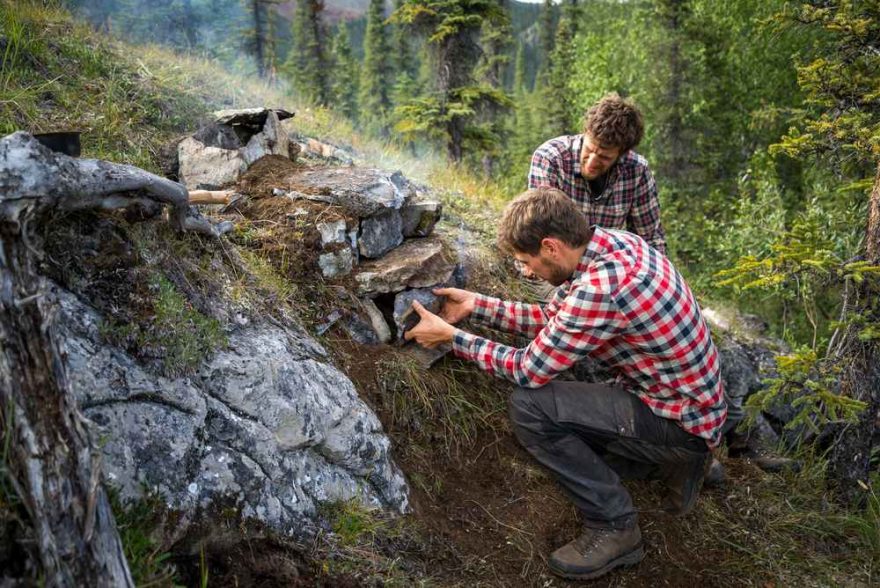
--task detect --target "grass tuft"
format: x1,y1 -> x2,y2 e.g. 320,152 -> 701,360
108,488 -> 180,587
377,353 -> 509,455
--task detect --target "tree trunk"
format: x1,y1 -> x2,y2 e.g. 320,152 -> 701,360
0,213 -> 134,586
252,0 -> 266,78
828,161 -> 880,507
0,131 -> 230,585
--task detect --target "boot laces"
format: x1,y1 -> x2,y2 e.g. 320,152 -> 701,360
574,527 -> 614,555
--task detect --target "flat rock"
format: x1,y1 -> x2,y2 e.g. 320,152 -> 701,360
293,167 -> 414,218
214,107 -> 294,126
355,237 -> 454,295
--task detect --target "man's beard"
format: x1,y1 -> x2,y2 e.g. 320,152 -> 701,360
544,259 -> 572,287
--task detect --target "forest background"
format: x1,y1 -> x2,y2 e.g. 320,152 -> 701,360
23,0 -> 880,505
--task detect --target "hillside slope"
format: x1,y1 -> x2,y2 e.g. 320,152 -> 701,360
1,3 -> 876,587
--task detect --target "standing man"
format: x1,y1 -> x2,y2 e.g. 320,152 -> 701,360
405,188 -> 725,581
529,93 -> 666,255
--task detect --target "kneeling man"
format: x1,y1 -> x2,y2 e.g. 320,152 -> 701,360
405,187 -> 726,580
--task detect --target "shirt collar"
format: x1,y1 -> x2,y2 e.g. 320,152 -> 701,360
570,134 -> 584,177
570,226 -> 605,283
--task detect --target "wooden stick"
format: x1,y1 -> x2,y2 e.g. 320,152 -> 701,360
188,189 -> 233,204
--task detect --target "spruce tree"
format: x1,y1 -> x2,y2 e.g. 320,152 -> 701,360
537,0 -> 556,74
476,0 -> 513,175
392,0 -> 512,163
284,0 -> 329,104
332,23 -> 360,121
542,2 -> 578,135
360,0 -> 393,132
241,0 -> 282,78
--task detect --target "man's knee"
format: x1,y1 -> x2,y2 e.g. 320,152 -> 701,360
508,385 -> 554,447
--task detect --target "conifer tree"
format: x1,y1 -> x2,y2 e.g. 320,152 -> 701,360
537,0 -> 555,74
392,0 -> 512,163
332,23 -> 360,121
241,0 -> 282,78
542,1 -> 578,135
360,0 -> 393,132
285,0 -> 330,104
476,0 -> 512,175
391,0 -> 417,83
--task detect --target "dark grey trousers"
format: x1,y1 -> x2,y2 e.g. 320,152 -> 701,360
509,381 -> 710,529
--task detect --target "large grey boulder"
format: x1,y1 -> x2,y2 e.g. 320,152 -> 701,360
58,287 -> 408,541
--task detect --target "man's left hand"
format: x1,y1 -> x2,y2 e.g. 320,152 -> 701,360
403,301 -> 457,349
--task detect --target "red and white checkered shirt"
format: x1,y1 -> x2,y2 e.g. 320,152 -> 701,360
528,134 -> 667,255
452,228 -> 726,446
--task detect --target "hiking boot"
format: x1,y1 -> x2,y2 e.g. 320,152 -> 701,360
548,524 -> 645,580
661,452 -> 710,516
703,455 -> 726,488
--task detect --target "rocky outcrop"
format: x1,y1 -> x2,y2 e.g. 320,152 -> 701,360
58,287 -> 409,540
178,108 -> 293,190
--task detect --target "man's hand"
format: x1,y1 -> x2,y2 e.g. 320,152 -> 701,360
433,287 -> 476,324
404,301 -> 457,349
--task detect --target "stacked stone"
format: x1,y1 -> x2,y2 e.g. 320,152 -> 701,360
288,167 -> 450,345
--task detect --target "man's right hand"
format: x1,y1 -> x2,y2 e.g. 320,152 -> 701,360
433,287 -> 476,324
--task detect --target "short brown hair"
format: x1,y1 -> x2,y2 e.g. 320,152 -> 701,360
498,187 -> 592,255
583,93 -> 644,152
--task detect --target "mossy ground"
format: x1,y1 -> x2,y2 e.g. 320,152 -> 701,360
1,2 -> 877,586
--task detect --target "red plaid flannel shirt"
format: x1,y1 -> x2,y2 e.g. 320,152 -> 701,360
452,228 -> 726,446
528,134 -> 667,255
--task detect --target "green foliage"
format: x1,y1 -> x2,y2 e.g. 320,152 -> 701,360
321,499 -> 386,546
714,196 -> 864,344
377,354 -> 507,453
391,0 -> 509,160
744,347 -> 866,434
540,5 -> 578,136
0,0 -> 217,170
770,0 -> 880,172
359,0 -> 393,132
330,23 -> 359,121
283,0 -> 329,105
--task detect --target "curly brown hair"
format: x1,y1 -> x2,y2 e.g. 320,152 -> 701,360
498,187 -> 592,255
583,93 -> 644,152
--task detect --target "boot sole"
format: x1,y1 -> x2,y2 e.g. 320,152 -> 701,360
548,543 -> 646,580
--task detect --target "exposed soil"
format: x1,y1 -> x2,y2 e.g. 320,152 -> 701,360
326,333 -> 771,588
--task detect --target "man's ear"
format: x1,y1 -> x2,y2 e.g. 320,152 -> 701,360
540,237 -> 560,257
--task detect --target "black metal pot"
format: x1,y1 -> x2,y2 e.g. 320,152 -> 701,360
33,131 -> 81,157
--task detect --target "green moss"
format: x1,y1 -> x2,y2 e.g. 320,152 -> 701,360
101,274 -> 226,377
